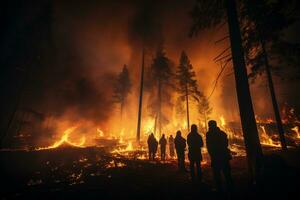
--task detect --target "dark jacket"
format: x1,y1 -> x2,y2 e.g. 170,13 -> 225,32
159,137 -> 167,149
147,135 -> 158,152
174,135 -> 186,154
206,127 -> 231,167
187,131 -> 203,161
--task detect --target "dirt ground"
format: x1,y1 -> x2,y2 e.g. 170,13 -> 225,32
0,147 -> 299,199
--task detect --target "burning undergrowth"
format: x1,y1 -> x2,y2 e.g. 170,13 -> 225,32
0,146 -> 154,196
2,0 -> 300,160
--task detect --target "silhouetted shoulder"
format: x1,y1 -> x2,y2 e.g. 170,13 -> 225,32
206,131 -> 213,138
220,131 -> 228,138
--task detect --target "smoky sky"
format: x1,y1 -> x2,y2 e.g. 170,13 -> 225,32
1,0 -> 300,136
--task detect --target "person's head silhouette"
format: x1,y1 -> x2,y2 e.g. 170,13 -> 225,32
208,120 -> 217,129
176,130 -> 181,137
191,124 -> 197,133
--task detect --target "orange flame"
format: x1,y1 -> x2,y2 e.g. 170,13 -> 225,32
36,126 -> 86,150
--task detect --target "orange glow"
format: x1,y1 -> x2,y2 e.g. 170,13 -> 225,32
97,128 -> 104,137
292,126 -> 300,139
220,116 -> 226,127
259,125 -> 280,148
36,127 -> 86,150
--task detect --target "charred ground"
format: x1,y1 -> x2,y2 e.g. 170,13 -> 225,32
1,147 -> 299,199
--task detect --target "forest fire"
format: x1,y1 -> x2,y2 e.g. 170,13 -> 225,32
1,0 -> 300,199
259,125 -> 280,147
36,127 -> 86,150
28,99 -> 300,156
30,110 -> 300,161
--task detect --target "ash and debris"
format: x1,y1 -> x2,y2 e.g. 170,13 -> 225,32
1,146 -> 300,199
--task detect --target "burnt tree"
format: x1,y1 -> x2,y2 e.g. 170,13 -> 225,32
225,0 -> 263,180
190,0 -> 263,181
136,49 -> 145,142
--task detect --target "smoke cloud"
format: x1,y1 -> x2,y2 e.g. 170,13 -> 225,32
3,0 -> 299,147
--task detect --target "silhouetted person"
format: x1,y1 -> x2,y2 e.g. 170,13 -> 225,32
147,133 -> 158,160
159,134 -> 167,161
147,133 -> 153,160
153,135 -> 158,159
174,130 -> 186,171
169,135 -> 175,158
187,124 -> 203,181
206,120 -> 233,192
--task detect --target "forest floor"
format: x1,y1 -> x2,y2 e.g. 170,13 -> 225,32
0,146 -> 299,200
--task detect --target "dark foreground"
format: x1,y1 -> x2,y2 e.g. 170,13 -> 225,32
0,147 -> 299,200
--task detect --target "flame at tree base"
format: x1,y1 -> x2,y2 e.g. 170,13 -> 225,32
36,127 -> 86,150
32,111 -> 300,156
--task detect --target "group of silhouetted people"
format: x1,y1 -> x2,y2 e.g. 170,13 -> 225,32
147,120 -> 233,193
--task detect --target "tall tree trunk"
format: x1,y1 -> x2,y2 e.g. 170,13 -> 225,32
136,48 -> 145,142
120,100 -> 124,121
154,114 -> 158,136
158,79 -> 162,137
249,0 -> 288,151
185,83 -> 190,131
225,0 -> 263,182
260,40 -> 287,150
120,100 -> 124,131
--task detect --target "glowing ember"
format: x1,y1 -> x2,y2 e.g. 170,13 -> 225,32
36,127 -> 86,150
137,154 -> 147,160
291,126 -> 300,139
111,141 -> 135,154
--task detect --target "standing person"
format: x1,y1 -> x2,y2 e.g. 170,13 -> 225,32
147,133 -> 156,160
168,135 -> 175,158
159,134 -> 167,161
153,135 -> 158,160
174,130 -> 187,171
206,120 -> 233,192
187,124 -> 203,181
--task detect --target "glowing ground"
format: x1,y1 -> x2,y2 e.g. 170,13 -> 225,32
1,147 -> 300,199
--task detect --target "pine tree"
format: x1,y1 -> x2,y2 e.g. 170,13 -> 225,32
149,46 -> 173,136
113,65 -> 132,120
241,0 -> 299,78
176,51 -> 201,131
240,0 -> 299,150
